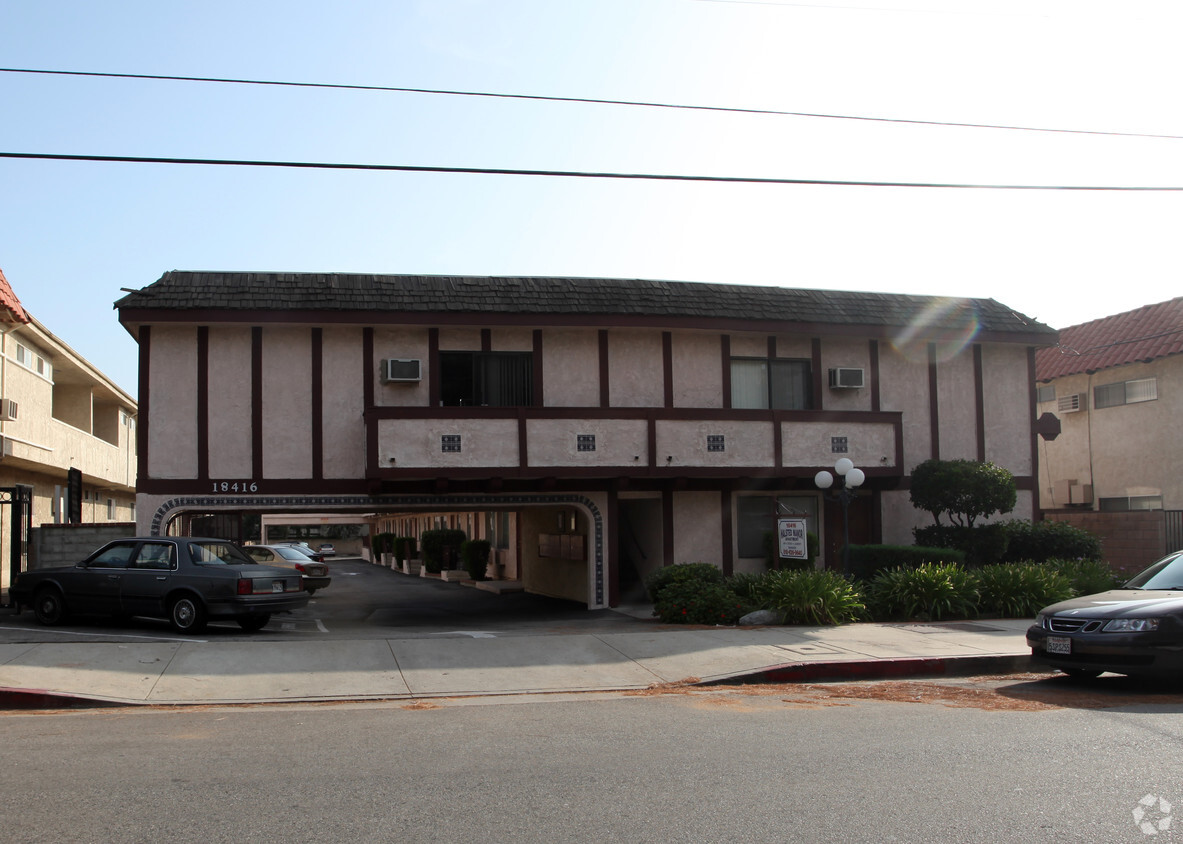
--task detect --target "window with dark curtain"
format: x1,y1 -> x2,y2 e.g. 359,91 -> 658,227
441,351 -> 533,407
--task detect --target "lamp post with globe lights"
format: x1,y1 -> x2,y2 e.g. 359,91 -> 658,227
814,458 -> 865,576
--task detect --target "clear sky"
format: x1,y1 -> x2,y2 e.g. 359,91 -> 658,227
3,0 -> 1181,397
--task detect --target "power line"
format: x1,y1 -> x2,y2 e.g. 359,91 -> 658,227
3,150 -> 1181,191
3,66 -> 1180,142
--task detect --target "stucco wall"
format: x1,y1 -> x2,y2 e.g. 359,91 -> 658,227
542,328 -> 600,408
148,327 -> 199,479
819,337 -> 872,412
672,491 -> 722,566
322,328 -> 366,479
936,349 -> 978,460
261,327 -> 312,478
519,505 -> 589,603
878,343 -> 933,472
608,329 -> 663,407
671,332 -> 723,409
983,344 -> 1033,474
207,326 -> 253,479
527,418 -> 648,466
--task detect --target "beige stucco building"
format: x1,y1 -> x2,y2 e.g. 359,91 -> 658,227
1036,297 -> 1183,515
0,269 -> 138,591
117,272 -> 1055,608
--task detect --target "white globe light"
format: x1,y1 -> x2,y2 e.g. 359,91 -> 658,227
845,467 -> 865,488
814,470 -> 834,490
834,457 -> 854,476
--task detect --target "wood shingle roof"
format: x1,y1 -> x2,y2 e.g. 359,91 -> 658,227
116,271 -> 1056,340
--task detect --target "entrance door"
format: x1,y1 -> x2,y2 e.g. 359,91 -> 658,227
821,494 -> 873,571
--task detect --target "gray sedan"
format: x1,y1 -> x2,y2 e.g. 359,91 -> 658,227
243,544 -> 332,594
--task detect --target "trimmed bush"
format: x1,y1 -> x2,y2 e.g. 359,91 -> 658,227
758,569 -> 865,625
912,524 -> 1010,566
372,532 -> 396,559
1046,557 -> 1123,595
460,539 -> 492,581
653,580 -> 747,625
975,563 -> 1073,617
644,562 -> 725,603
420,529 -> 466,574
1000,520 -> 1103,563
846,544 -> 966,579
864,563 -> 979,621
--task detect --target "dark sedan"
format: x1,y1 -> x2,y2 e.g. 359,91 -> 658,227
1028,550 -> 1183,678
10,537 -> 309,634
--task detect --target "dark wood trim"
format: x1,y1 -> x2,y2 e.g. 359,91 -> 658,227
137,325 -> 150,481
364,404 -> 904,424
196,326 -> 209,482
251,327 -> 263,479
973,343 -> 986,462
598,329 -> 610,408
869,339 -> 881,412
767,335 -> 777,360
606,490 -> 619,607
663,331 -> 674,409
119,306 -> 1055,346
721,488 -> 734,576
481,328 -> 492,352
312,328 -> 324,481
811,338 -> 824,410
928,342 -> 940,459
428,328 -> 440,408
532,329 -> 543,407
1028,346 -> 1042,516
364,327 -> 376,477
518,407 -> 529,469
721,334 -> 732,409
662,488 -> 674,567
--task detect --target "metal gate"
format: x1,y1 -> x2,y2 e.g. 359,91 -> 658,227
1167,510 -> 1183,554
1,484 -> 33,607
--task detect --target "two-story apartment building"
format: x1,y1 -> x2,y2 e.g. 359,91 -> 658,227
116,272 -> 1055,608
0,269 -> 138,592
1035,296 -> 1183,514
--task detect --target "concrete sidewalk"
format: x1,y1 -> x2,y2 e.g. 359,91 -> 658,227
0,617 -> 1035,708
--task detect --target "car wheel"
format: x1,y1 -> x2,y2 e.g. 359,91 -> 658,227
169,595 -> 207,633
1061,668 -> 1102,680
33,587 -> 67,626
306,587 -> 318,595
236,614 -> 270,632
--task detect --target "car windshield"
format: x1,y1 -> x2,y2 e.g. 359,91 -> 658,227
1124,552 -> 1183,589
274,546 -> 308,561
188,541 -> 255,566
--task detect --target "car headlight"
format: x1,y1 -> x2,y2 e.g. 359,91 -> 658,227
1102,618 -> 1160,633
1033,613 -> 1047,628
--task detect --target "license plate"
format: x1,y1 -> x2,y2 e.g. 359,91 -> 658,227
272,580 -> 284,593
1046,636 -> 1072,655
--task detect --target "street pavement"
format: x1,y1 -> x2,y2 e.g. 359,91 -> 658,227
0,557 -> 1037,708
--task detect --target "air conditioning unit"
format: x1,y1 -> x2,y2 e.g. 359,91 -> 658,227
828,367 -> 865,389
380,359 -> 421,383
1057,393 -> 1086,413
0,398 -> 17,421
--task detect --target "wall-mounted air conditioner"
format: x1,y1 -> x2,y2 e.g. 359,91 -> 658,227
380,359 -> 421,383
828,367 -> 865,389
0,398 -> 18,421
1057,393 -> 1086,413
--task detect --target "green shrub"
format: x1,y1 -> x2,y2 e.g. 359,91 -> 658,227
1000,520 -> 1103,563
975,563 -> 1073,617
653,580 -> 747,625
864,563 -> 979,621
846,544 -> 966,579
910,458 -> 1017,527
644,562 -> 725,602
727,572 -> 768,604
1045,557 -> 1123,595
758,569 -> 865,625
912,524 -> 1010,566
460,539 -> 492,581
372,532 -> 396,558
420,529 -> 466,574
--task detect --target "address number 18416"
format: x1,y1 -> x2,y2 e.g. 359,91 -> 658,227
212,481 -> 259,493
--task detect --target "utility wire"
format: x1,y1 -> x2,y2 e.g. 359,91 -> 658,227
2,150 -> 1180,191
2,66 -> 1180,142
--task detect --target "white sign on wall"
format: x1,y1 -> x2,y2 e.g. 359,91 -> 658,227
777,517 -> 808,560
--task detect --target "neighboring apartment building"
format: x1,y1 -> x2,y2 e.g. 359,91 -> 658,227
0,269 -> 138,591
116,271 -> 1055,608
1035,296 -> 1183,513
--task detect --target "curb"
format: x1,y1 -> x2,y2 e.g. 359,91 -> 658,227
0,687 -> 121,710
705,654 -> 1035,686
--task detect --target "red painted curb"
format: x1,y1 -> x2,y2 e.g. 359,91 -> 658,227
707,654 -> 1034,685
0,687 -> 117,710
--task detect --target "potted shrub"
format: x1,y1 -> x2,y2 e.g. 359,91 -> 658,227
461,539 -> 492,581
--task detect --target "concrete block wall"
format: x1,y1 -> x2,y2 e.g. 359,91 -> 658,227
29,523 -> 137,570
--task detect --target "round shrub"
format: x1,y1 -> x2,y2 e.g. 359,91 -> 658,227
759,569 -> 864,626
644,562 -> 725,602
653,580 -> 746,625
975,563 -> 1072,618
864,563 -> 979,621
460,539 -> 492,581
1001,520 -> 1103,563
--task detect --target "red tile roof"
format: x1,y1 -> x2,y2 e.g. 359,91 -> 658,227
1036,296 -> 1183,381
0,268 -> 30,324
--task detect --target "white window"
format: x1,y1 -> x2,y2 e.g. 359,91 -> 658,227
731,358 -> 812,410
107,499 -> 117,520
1036,384 -> 1055,404
1094,377 -> 1157,409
